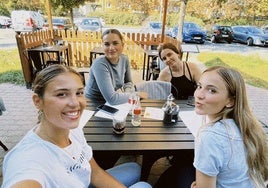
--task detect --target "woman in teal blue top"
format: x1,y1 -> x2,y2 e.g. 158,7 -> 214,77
191,66 -> 268,188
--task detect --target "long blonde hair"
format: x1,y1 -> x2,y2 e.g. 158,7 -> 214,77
204,66 -> 268,187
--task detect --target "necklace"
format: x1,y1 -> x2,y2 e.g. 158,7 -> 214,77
35,127 -> 76,160
62,143 -> 76,160
35,127 -> 70,146
36,128 -> 75,159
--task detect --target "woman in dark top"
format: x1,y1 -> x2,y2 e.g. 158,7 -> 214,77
157,43 -> 202,99
154,43 -> 202,188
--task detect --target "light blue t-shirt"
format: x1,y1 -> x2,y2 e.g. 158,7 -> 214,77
193,119 -> 254,188
2,127 -> 92,188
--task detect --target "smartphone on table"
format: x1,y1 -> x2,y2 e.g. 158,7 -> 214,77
97,104 -> 119,115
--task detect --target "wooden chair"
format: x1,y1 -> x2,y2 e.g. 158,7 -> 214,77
27,49 -> 44,82
148,45 -> 160,80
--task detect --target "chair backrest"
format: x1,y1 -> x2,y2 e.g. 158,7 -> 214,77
135,81 -> 171,100
28,50 -> 43,72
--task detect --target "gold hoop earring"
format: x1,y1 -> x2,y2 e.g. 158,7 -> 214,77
38,110 -> 43,123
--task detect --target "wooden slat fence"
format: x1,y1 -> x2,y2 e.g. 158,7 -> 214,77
16,29 -> 180,87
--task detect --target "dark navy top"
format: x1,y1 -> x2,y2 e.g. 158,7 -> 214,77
170,62 -> 196,100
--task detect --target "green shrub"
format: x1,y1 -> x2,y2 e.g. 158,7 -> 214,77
87,12 -> 146,26
0,48 -> 25,85
0,70 -> 24,85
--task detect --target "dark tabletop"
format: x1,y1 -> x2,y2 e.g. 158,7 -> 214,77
83,99 -> 268,180
84,99 -> 195,154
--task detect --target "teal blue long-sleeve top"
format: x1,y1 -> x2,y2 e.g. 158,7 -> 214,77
85,54 -> 134,105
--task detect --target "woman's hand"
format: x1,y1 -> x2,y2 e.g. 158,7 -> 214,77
191,181 -> 196,188
138,92 -> 148,99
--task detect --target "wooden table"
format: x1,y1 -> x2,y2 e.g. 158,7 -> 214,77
181,44 -> 199,62
83,99 -> 195,180
83,99 -> 268,180
89,47 -> 104,65
27,45 -> 70,72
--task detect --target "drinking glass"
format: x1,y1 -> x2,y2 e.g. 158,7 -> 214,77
113,115 -> 126,135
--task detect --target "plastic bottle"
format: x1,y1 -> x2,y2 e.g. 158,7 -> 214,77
128,91 -> 137,115
131,95 -> 141,126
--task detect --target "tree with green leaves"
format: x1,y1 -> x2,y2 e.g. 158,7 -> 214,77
49,0 -> 86,28
10,0 -> 44,11
0,1 -> 10,16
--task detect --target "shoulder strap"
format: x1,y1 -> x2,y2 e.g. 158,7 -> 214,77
185,62 -> 194,82
169,66 -> 174,77
182,61 -> 185,74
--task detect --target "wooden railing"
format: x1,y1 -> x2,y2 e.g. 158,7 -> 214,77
16,29 -> 180,87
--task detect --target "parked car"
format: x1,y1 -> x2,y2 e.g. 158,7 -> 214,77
261,25 -> 268,34
146,21 -> 172,37
43,17 -> 74,31
11,10 -> 44,33
172,22 -> 206,44
232,25 -> 268,46
210,25 -> 233,43
0,16 -> 12,28
77,17 -> 103,32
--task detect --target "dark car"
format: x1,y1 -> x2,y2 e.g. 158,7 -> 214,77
232,25 -> 268,46
77,17 -> 103,32
210,25 -> 233,43
0,16 -> 12,28
43,17 -> 73,31
147,21 -> 172,37
172,22 -> 206,44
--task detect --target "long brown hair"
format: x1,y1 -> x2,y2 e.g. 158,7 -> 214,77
204,66 -> 268,187
158,42 -> 183,61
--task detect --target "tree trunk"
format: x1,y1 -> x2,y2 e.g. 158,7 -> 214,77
177,0 -> 187,42
70,8 -> 74,30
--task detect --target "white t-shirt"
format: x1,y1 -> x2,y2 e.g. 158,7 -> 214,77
2,127 -> 93,188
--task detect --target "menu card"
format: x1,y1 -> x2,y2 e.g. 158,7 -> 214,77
179,111 -> 203,137
144,107 -> 164,120
78,109 -> 95,129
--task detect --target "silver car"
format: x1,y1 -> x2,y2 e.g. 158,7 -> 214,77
232,25 -> 268,46
77,17 -> 103,32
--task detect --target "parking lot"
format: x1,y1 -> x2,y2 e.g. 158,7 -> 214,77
1,27 -> 267,54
